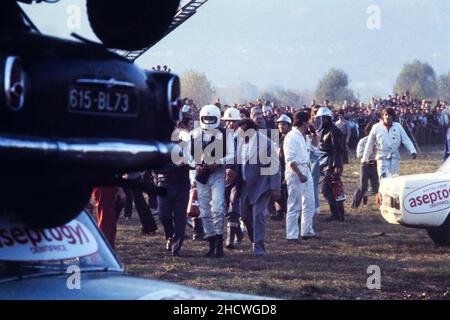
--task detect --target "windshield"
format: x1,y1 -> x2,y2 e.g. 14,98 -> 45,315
0,211 -> 122,282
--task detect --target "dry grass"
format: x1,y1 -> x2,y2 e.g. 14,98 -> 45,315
113,145 -> 450,300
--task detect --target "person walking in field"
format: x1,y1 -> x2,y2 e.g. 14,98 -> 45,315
362,107 -> 417,178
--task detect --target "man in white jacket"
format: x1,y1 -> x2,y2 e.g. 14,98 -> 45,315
283,111 -> 319,241
362,107 -> 417,179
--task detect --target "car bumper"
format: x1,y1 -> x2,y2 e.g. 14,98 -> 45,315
0,134 -> 175,171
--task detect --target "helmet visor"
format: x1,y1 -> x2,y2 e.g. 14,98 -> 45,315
314,116 -> 323,131
201,116 -> 217,124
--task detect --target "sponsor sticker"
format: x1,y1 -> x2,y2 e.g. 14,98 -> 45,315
403,181 -> 450,214
0,216 -> 98,261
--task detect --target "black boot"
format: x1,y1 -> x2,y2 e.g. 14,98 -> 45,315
225,226 -> 237,250
204,236 -> 215,257
325,202 -> 340,222
214,234 -> 224,258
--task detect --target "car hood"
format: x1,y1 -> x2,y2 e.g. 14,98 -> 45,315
0,272 -> 272,300
379,173 -> 447,194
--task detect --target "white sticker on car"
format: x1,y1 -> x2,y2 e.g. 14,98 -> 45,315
0,216 -> 98,261
403,181 -> 450,214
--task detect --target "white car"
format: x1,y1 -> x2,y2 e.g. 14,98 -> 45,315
0,211 -> 271,300
377,159 -> 450,245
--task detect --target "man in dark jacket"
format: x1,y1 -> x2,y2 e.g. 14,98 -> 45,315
235,119 -> 281,256
314,106 -> 346,222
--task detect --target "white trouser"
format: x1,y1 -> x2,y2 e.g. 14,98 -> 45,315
286,165 -> 315,239
377,158 -> 400,178
196,169 -> 225,238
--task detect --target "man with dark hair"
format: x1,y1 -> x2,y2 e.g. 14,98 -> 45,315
250,107 -> 266,129
284,112 -> 319,240
362,107 -> 417,178
235,119 -> 281,256
314,107 -> 346,222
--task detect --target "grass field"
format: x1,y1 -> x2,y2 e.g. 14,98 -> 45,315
113,145 -> 450,300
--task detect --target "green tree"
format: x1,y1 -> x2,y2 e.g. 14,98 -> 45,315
315,68 -> 355,105
437,72 -> 450,102
180,70 -> 215,107
394,60 -> 438,99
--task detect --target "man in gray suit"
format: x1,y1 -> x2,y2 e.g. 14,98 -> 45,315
235,119 -> 281,256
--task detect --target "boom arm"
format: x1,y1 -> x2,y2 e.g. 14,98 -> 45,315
113,0 -> 209,62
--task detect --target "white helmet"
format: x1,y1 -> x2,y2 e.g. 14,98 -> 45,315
314,107 -> 332,118
199,104 -> 221,129
314,107 -> 333,131
276,114 -> 292,125
222,107 -> 241,121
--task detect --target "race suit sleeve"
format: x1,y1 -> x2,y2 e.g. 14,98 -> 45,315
283,133 -> 296,168
356,137 -> 366,159
185,130 -> 201,168
399,125 -> 417,155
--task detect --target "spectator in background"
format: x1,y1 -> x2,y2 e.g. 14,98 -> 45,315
240,108 -> 250,119
443,124 -> 450,161
154,119 -> 191,257
351,121 -> 379,209
92,187 -> 125,249
221,108 -> 244,249
335,109 -> 351,164
309,105 -> 322,214
272,114 -> 292,221
262,104 -> 276,129
251,107 -> 266,129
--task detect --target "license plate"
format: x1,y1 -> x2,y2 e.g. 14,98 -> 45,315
67,87 -> 138,116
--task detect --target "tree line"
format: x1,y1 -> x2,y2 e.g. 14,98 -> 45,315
180,60 -> 449,107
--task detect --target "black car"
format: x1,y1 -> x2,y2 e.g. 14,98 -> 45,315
0,0 -> 182,228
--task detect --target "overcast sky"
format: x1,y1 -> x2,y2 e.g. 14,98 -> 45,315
23,0 -> 450,101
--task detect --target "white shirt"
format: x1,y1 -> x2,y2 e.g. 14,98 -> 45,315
362,121 -> 416,162
283,127 -> 311,173
240,134 -> 256,181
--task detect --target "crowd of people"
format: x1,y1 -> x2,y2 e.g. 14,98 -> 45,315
91,92 -> 448,258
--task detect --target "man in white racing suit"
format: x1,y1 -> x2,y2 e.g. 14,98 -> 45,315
284,111 -> 319,240
186,104 -> 234,258
362,107 -> 417,178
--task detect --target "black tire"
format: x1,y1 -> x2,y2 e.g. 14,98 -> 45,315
426,215 -> 450,246
16,185 -> 93,229
87,0 -> 180,50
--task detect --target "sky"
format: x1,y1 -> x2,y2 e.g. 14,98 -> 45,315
22,0 -> 450,101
